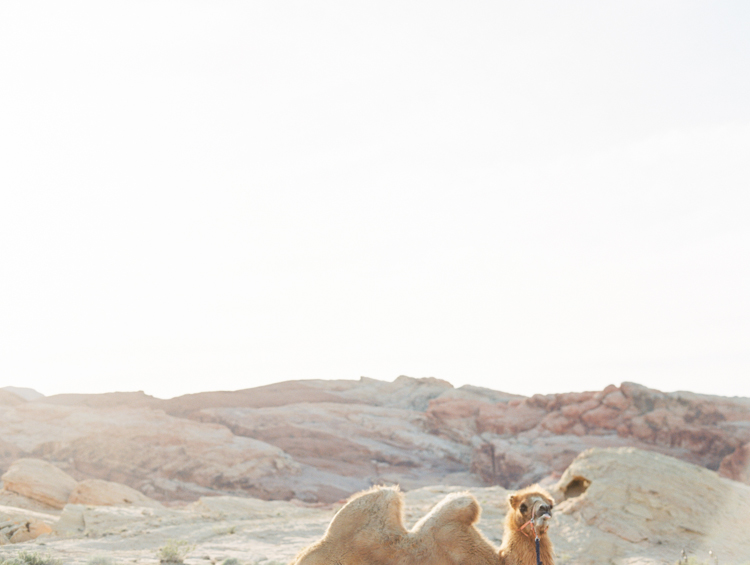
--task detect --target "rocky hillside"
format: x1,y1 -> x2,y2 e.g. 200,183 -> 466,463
0,378 -> 749,505
1,448 -> 749,565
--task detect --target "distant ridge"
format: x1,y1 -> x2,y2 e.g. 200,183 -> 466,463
0,386 -> 44,401
0,377 -> 748,506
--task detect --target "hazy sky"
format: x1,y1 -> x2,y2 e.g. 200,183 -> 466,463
1,1 -> 749,400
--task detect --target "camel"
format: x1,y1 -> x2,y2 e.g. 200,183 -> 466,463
289,485 -> 555,565
289,485 -> 499,565
499,485 -> 555,565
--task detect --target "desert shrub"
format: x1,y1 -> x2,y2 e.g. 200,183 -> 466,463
1,552 -> 62,565
87,557 -> 115,565
212,525 -> 237,536
157,539 -> 196,564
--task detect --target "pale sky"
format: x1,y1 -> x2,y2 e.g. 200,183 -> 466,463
1,1 -> 749,400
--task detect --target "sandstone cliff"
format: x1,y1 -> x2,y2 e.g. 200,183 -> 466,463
0,377 -> 748,505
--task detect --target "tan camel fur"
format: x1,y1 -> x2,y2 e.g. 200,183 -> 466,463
498,485 -> 555,565
290,485 -> 501,565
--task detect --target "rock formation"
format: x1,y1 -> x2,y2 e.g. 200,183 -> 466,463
0,377 -> 748,505
68,479 -> 163,508
0,447 -> 748,563
0,458 -> 165,545
718,441 -> 750,484
549,447 -> 750,565
1,458 -> 78,509
429,382 -> 750,489
0,387 -> 43,402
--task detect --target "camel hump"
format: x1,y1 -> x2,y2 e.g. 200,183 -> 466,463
412,492 -> 481,532
323,485 -> 407,541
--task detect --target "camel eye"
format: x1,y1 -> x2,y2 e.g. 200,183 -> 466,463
520,503 -> 527,513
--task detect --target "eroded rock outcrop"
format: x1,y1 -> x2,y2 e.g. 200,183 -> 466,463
1,448 -> 748,564
1,458 -> 78,509
0,404 -> 301,502
68,479 -> 162,508
0,508 -> 55,546
719,441 -> 750,484
0,377 -> 748,506
428,382 -> 750,489
548,447 -> 750,565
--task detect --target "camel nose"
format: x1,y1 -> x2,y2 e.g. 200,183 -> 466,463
538,505 -> 551,516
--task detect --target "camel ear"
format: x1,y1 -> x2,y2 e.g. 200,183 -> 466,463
508,494 -> 519,509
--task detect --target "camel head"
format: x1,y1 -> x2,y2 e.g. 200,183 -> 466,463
507,485 -> 554,535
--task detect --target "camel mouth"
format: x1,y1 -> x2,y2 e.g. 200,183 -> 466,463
533,513 -> 551,532
531,500 -> 552,532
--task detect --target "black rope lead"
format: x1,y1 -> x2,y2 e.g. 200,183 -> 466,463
535,536 -> 542,565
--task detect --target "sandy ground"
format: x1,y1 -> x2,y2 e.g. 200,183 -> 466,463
1,486 -> 508,565
1,477 -> 746,565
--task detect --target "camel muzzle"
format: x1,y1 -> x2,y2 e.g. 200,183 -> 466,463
532,504 -> 552,532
